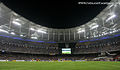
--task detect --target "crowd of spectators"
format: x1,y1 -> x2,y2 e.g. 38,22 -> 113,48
0,36 -> 120,61
74,37 -> 120,54
0,52 -> 97,61
0,36 -> 59,55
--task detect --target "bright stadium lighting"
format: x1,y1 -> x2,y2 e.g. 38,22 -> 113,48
31,36 -> 38,39
12,21 -> 21,26
15,18 -> 20,21
99,34 -> 101,36
30,28 -> 35,31
106,14 -> 116,22
77,28 -> 85,33
109,31 -> 113,34
37,30 -> 46,34
20,34 -> 24,37
0,29 -> 9,33
109,4 -> 113,8
10,32 -> 15,35
77,29 -> 85,33
90,25 -> 99,30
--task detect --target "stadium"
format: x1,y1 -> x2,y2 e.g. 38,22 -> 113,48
0,0 -> 120,70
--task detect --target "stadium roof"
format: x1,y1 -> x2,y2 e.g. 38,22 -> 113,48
0,0 -> 120,43
0,0 -> 110,29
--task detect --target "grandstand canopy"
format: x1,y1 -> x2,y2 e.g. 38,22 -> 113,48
0,0 -> 120,43
1,0 -> 110,29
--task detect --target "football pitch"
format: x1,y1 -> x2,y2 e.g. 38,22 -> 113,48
0,61 -> 120,70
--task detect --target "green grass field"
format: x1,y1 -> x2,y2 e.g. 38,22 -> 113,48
0,61 -> 120,70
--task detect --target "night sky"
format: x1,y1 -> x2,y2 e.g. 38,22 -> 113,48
0,0 -> 110,29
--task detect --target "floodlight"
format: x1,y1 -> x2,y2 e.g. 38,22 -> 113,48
109,4 -> 113,8
20,34 -> 24,37
0,29 -> 9,33
109,31 -> 113,34
10,32 -> 15,35
90,25 -> 99,30
37,30 -> 47,34
30,28 -> 35,31
15,19 -> 20,21
77,29 -> 85,33
31,36 -> 38,39
77,28 -> 85,33
12,21 -> 21,26
106,14 -> 116,22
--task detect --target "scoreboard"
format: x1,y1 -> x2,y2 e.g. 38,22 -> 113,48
62,48 -> 71,54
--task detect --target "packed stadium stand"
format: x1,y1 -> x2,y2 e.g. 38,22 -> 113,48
0,0 -> 120,62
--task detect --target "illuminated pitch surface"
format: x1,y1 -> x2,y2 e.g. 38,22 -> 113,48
0,61 -> 120,70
